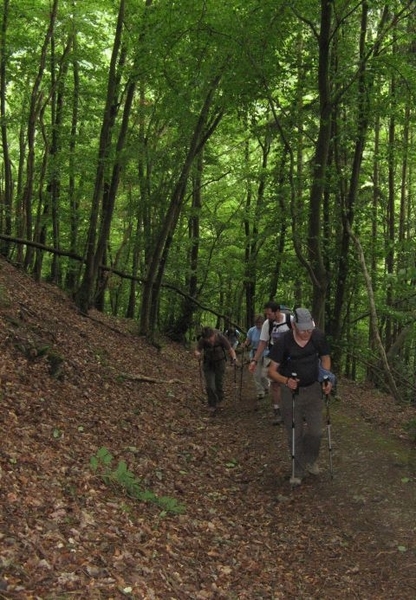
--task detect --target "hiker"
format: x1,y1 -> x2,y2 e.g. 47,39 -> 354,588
224,326 -> 240,350
248,301 -> 292,424
268,307 -> 333,486
243,314 -> 270,408
195,326 -> 238,414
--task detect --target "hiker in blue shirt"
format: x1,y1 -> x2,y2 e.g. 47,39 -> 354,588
243,315 -> 270,408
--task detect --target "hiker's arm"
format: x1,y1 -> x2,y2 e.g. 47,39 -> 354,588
242,332 -> 251,348
249,340 -> 267,372
320,354 -> 331,371
243,336 -> 251,348
194,340 -> 203,360
268,360 -> 299,391
223,338 -> 237,362
320,354 -> 333,394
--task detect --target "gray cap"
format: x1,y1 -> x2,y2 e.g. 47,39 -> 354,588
294,308 -> 314,331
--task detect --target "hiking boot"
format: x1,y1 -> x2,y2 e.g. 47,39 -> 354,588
272,407 -> 282,425
289,475 -> 302,486
306,462 -> 320,475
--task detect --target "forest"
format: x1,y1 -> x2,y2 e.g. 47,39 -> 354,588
0,0 -> 416,402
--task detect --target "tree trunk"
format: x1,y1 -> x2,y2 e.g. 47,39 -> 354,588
307,0 -> 333,328
331,5 -> 390,357
21,0 -> 59,271
93,76 -> 136,311
167,151 -> 203,343
347,221 -> 401,402
138,78 -> 223,336
0,0 -> 13,257
75,0 -> 126,312
269,149 -> 289,302
65,35 -> 81,293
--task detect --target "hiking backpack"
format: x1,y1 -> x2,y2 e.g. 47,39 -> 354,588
268,308 -> 293,348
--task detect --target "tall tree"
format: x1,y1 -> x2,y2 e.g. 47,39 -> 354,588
20,0 -> 59,271
0,0 -> 13,256
139,78 -> 224,335
75,0 -> 126,312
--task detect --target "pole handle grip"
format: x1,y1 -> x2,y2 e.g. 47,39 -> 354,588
291,372 -> 299,395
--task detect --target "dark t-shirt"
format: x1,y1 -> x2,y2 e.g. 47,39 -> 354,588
197,332 -> 231,364
268,328 -> 330,386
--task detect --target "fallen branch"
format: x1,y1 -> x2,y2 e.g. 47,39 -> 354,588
120,373 -> 185,385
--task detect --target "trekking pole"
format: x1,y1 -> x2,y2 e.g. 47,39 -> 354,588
198,359 -> 204,399
233,359 -> 238,405
323,377 -> 334,479
291,372 -> 298,484
198,359 -> 202,391
239,347 -> 245,401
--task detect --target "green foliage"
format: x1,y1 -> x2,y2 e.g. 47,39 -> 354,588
90,447 -> 186,515
2,0 -> 416,396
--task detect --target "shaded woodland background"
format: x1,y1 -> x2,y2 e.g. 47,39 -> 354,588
1,0 -> 416,404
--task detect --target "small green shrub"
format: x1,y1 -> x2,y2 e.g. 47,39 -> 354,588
90,447 -> 185,515
0,283 -> 12,308
46,349 -> 65,378
404,418 -> 416,443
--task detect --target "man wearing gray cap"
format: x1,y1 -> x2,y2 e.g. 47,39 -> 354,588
268,308 -> 333,486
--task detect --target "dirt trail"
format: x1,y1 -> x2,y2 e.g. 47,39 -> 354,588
211,363 -> 416,599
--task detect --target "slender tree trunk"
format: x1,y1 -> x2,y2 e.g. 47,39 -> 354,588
366,118 -> 381,383
0,0 -> 13,256
75,0 -> 126,312
65,29 -> 80,293
49,43 -> 71,285
21,0 -> 59,271
307,0 -> 333,328
346,222 -> 401,402
32,32 -> 72,283
138,78 -> 223,336
332,4 -> 369,344
269,149 -> 289,302
243,119 -> 273,324
94,76 -> 136,310
126,207 -> 142,320
168,150 -> 203,342
332,4 -> 390,354
385,52 -> 396,351
243,132 -> 256,328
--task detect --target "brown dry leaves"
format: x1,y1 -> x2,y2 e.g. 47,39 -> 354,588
0,257 -> 415,599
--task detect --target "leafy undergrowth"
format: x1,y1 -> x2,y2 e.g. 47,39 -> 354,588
0,257 -> 415,599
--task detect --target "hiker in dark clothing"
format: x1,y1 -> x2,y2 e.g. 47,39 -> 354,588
195,327 -> 237,414
268,308 -> 334,486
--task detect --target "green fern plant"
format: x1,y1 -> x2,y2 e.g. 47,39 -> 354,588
90,447 -> 185,515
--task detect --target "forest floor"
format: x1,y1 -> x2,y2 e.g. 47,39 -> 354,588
0,256 -> 416,600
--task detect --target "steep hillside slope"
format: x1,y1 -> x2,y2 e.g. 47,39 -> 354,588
0,257 -> 415,599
